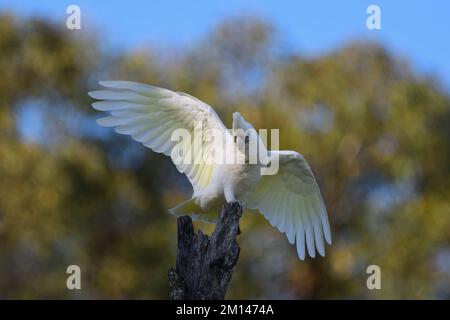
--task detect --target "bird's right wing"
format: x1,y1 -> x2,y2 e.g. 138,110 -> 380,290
89,81 -> 230,195
247,150 -> 332,260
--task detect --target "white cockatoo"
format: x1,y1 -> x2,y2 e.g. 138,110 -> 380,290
89,81 -> 332,260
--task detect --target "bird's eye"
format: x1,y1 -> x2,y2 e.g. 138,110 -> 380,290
234,136 -> 237,143
245,136 -> 249,143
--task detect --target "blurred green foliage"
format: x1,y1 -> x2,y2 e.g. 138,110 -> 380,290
0,13 -> 449,299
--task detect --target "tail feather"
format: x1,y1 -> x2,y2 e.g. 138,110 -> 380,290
169,198 -> 199,216
169,198 -> 219,224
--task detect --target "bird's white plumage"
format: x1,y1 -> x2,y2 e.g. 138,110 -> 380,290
89,81 -> 230,195
246,150 -> 332,259
89,81 -> 332,260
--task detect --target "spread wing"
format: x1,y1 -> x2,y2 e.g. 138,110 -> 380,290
247,150 -> 332,260
89,81 -> 230,195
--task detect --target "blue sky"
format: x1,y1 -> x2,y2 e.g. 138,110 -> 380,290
2,0 -> 450,90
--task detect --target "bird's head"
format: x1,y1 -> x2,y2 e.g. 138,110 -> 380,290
232,112 -> 268,164
232,112 -> 254,148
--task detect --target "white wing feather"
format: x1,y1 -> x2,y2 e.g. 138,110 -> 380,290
247,150 -> 332,260
89,81 -> 229,195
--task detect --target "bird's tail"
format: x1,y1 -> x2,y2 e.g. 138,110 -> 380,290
168,198 -> 219,224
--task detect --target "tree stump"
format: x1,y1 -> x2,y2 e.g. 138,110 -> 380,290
168,201 -> 243,300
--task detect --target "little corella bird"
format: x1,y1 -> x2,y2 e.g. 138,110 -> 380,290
89,81 -> 332,260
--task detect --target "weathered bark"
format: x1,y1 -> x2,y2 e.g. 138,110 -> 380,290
168,201 -> 242,300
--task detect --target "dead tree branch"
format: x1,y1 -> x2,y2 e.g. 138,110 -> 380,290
169,201 -> 242,300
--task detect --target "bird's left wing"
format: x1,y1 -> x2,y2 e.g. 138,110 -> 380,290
89,81 -> 230,195
247,150 -> 332,260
